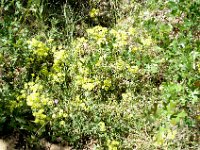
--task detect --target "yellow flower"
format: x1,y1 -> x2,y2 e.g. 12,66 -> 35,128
47,100 -> 53,106
82,82 -> 95,91
80,103 -> 87,111
86,26 -> 108,45
128,66 -> 139,74
41,97 -> 48,105
31,73 -> 35,77
116,58 -> 127,71
102,79 -> 112,91
128,27 -> 136,35
131,47 -> 138,53
58,109 -> 64,117
63,113 -> 68,118
141,36 -> 152,46
107,139 -> 119,150
110,29 -> 118,36
167,129 -> 177,140
52,114 -> 56,119
54,50 -> 66,63
28,38 -> 50,57
27,92 -> 40,106
52,72 -> 65,83
122,92 -> 132,101
59,120 -> 65,126
99,122 -> 106,132
89,8 -> 99,18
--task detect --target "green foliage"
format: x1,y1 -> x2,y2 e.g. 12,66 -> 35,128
0,0 -> 199,149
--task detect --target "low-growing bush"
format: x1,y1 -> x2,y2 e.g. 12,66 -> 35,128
0,0 -> 199,149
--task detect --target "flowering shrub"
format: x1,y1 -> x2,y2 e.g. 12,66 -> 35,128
0,0 -> 199,149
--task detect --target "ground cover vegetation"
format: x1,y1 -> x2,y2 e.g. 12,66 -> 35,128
0,0 -> 199,149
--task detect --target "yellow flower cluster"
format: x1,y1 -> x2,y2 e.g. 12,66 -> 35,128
33,109 -> 47,125
51,107 -> 68,128
51,49 -> 68,83
102,78 -> 112,91
89,8 -> 99,18
99,121 -> 106,132
87,26 -> 108,45
128,27 -> 136,35
21,81 -> 52,125
141,36 -> 152,46
52,107 -> 68,122
110,29 -> 128,48
68,96 -> 88,112
107,139 -> 120,150
28,38 -> 49,57
75,75 -> 100,91
122,92 -> 132,102
115,57 -> 139,74
53,50 -> 67,66
72,37 -> 88,55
